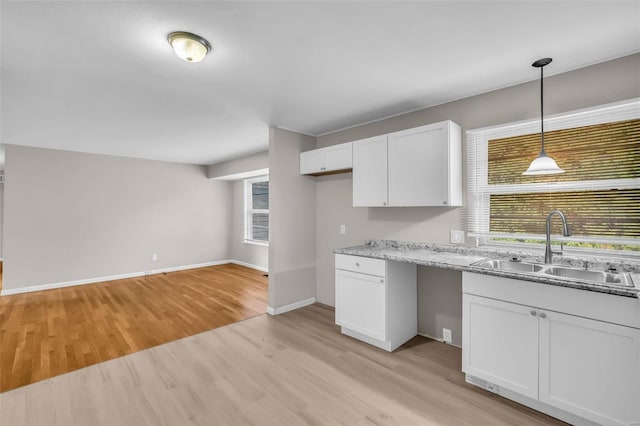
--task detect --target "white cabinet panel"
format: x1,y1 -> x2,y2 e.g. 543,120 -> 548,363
539,311 -> 640,426
335,269 -> 386,341
324,143 -> 352,172
352,135 -> 387,206
335,255 -> 416,352
300,142 -> 352,175
463,272 -> 640,426
351,120 -> 461,207
462,294 -> 539,400
388,124 -> 448,206
335,253 -> 386,276
300,150 -> 323,175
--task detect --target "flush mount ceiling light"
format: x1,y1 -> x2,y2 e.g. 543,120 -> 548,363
167,31 -> 211,63
523,57 -> 565,175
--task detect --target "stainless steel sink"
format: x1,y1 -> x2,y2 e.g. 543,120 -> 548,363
471,258 -> 635,288
543,266 -> 634,287
472,259 -> 545,273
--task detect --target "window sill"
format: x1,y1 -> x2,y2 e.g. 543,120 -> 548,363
243,240 -> 269,247
469,233 -> 640,260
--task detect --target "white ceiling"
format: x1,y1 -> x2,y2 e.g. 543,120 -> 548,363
1,1 -> 638,166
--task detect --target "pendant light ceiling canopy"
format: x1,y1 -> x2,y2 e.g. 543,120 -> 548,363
168,31 -> 211,63
523,57 -> 565,175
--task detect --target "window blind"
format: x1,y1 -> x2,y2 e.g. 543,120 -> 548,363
466,98 -> 640,250
488,119 -> 640,185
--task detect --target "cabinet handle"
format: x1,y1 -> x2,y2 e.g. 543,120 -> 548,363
380,279 -> 384,283
539,312 -> 547,319
355,262 -> 360,267
530,310 -> 537,316
443,201 -> 447,205
383,202 -> 387,206
321,167 -> 326,170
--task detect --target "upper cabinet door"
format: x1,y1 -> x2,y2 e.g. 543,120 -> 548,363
300,149 -> 324,175
323,143 -> 352,172
351,120 -> 462,207
388,123 -> 448,206
353,135 -> 388,206
300,142 -> 353,176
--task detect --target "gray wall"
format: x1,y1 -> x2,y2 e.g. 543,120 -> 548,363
315,54 -> 640,346
0,183 -> 3,259
3,145 -> 232,291
230,180 -> 268,270
208,149 -> 269,270
208,150 -> 268,179
268,127 -> 316,309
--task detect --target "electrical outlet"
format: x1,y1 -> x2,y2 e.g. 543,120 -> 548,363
450,230 -> 465,244
340,225 -> 346,235
443,328 -> 452,344
152,254 -> 158,262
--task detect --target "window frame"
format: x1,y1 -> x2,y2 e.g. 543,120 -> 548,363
466,98 -> 640,256
244,175 -> 269,246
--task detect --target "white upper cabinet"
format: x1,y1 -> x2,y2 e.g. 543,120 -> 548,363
300,142 -> 352,176
352,120 -> 462,207
352,135 -> 388,206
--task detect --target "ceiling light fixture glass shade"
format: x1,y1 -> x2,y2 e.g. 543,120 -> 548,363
168,32 -> 211,63
523,57 -> 564,175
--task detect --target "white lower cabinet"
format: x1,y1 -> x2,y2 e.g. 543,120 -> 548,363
462,295 -> 539,400
539,311 -> 640,425
463,273 -> 640,426
335,254 -> 416,351
335,269 -> 387,341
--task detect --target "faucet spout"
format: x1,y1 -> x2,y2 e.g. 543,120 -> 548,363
545,210 -> 571,264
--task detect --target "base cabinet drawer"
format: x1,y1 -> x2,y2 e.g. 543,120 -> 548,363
335,254 -> 386,276
335,255 -> 416,352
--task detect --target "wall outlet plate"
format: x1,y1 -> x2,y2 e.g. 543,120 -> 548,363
443,328 -> 452,344
340,224 -> 346,235
450,230 -> 465,244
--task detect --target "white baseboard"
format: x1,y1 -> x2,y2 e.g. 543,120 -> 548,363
267,297 -> 316,315
0,260 -> 233,296
418,332 -> 462,349
230,260 -> 268,273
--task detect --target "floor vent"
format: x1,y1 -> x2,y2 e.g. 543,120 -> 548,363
466,375 -> 501,395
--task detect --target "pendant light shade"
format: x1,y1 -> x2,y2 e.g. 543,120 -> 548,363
168,32 -> 211,63
523,58 -> 564,175
523,152 -> 565,175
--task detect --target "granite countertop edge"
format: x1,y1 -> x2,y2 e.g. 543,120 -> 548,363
334,240 -> 640,299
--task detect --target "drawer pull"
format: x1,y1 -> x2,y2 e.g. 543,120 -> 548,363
380,279 -> 384,283
539,312 -> 547,319
530,310 -> 537,316
355,262 -> 360,267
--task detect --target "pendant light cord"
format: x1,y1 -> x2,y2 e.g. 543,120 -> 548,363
540,65 -> 545,155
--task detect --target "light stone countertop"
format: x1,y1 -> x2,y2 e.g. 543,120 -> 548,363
334,240 -> 640,298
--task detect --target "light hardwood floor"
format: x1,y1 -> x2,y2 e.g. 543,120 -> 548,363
0,264 -> 268,392
0,303 -> 566,426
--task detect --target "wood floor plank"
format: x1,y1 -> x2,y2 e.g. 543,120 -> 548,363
0,304 -> 566,426
0,264 -> 268,392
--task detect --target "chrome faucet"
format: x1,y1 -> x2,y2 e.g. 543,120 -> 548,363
545,210 -> 571,264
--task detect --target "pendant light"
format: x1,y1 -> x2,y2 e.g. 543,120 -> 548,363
168,32 -> 211,63
523,58 -> 565,175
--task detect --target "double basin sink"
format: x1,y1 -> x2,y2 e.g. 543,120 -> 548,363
472,258 -> 635,288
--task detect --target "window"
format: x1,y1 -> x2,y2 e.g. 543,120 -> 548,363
245,176 -> 269,244
467,99 -> 640,254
